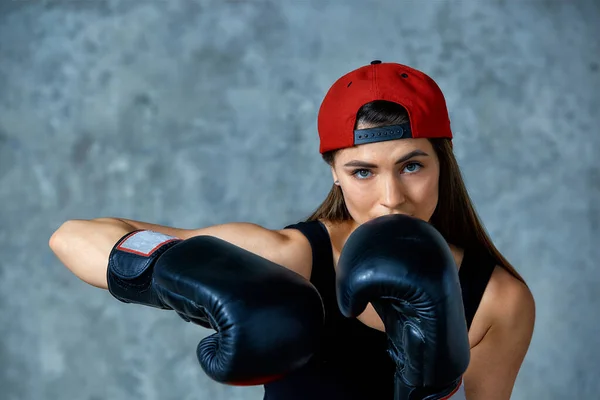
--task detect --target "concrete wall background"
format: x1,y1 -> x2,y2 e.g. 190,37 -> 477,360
1,0 -> 599,399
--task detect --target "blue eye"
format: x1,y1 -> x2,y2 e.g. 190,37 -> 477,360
351,169 -> 372,179
403,162 -> 422,173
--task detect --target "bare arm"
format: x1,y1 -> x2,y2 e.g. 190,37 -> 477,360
49,218 -> 135,289
49,218 -> 312,290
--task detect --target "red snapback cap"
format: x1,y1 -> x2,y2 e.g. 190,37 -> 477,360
317,61 -> 453,154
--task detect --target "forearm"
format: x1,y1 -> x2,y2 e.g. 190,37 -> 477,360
49,218 -> 136,289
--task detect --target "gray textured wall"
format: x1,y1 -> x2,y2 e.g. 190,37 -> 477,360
1,1 -> 599,399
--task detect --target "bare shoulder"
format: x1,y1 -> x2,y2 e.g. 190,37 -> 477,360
474,265 -> 536,345
277,218 -> 347,267
486,266 -> 535,323
275,224 -> 316,279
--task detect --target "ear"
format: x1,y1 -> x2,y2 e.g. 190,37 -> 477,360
330,165 -> 339,184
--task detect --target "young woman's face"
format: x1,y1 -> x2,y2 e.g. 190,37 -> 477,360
331,135 -> 440,225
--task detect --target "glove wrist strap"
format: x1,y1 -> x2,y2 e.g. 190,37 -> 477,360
107,230 -> 181,308
394,373 -> 464,400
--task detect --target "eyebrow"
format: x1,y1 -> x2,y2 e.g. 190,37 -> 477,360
343,150 -> 430,168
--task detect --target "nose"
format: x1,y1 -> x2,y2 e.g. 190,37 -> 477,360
379,176 -> 406,210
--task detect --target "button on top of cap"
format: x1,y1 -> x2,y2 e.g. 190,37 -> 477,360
370,60 -> 382,64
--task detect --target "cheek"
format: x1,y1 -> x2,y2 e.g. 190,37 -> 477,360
340,182 -> 376,214
408,174 -> 439,216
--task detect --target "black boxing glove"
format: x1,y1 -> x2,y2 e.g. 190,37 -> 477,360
336,215 -> 470,400
107,230 -> 324,385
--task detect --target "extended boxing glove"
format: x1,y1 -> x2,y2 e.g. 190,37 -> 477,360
107,230 -> 324,385
336,215 -> 470,400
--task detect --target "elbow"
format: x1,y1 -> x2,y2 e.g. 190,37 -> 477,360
49,221 -> 70,252
49,220 -> 81,251
49,219 -> 87,262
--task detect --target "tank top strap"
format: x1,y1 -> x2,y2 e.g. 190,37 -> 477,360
284,220 -> 336,308
458,248 -> 496,330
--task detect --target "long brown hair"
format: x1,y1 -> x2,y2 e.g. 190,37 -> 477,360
306,101 -> 525,283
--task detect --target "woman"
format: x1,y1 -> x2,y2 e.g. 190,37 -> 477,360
50,61 -> 535,400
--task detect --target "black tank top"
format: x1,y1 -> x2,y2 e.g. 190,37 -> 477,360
263,220 -> 495,400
